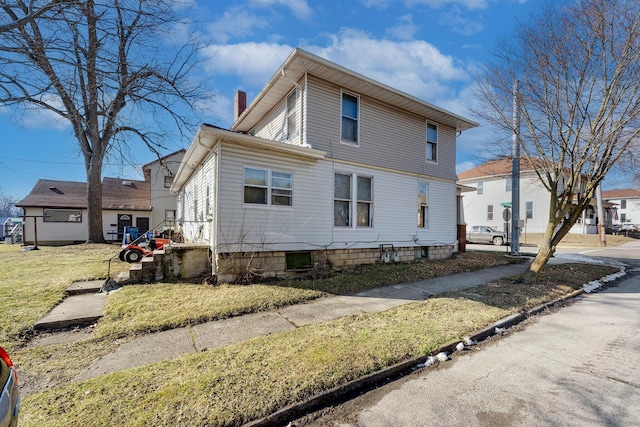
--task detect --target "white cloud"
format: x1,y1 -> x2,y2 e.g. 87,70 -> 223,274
250,0 -> 313,20
386,14 -> 419,40
208,8 -> 271,43
308,28 -> 468,102
444,6 -> 486,35
14,94 -> 70,131
202,42 -> 294,87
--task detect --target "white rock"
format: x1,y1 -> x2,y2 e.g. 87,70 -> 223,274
435,352 -> 449,362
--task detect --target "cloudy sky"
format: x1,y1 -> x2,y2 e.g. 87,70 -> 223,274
0,0 -> 541,199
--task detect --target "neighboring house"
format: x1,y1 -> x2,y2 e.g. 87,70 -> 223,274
602,188 -> 640,226
171,48 -> 478,281
16,150 -> 184,245
458,158 -> 615,236
3,217 -> 23,243
142,149 -> 185,232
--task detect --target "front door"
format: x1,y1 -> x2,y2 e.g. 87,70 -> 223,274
117,214 -> 132,241
136,217 -> 150,234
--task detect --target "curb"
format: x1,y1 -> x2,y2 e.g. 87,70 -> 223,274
244,266 -> 627,427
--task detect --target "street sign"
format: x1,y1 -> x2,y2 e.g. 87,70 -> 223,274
500,202 -> 512,208
503,208 -> 511,222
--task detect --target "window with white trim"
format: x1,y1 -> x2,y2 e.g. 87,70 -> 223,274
44,209 -> 82,222
621,199 -> 627,209
334,173 -> 373,227
418,182 -> 428,228
286,89 -> 298,139
244,167 -> 293,206
341,92 -> 359,144
477,181 -> 484,194
426,122 -> 437,161
357,176 -> 373,227
505,177 -> 512,192
526,201 -> 533,219
487,204 -> 494,221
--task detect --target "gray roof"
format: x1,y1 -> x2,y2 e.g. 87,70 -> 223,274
232,48 -> 479,134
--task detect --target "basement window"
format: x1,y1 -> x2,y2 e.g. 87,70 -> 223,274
285,251 -> 312,270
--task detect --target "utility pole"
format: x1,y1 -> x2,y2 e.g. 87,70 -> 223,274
596,184 -> 606,246
510,80 -> 520,256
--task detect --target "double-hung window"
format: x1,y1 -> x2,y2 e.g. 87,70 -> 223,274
357,176 -> 373,227
334,173 -> 372,227
341,92 -> 359,144
505,177 -> 512,192
286,89 -> 298,139
526,201 -> 534,219
244,167 -> 292,206
426,122 -> 437,161
477,181 -> 484,194
487,204 -> 494,221
418,182 -> 428,228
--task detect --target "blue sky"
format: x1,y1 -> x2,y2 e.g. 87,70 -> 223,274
1,0 -> 548,200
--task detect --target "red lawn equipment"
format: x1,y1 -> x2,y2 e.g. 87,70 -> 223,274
118,227 -> 169,263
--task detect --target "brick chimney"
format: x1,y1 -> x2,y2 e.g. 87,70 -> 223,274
234,90 -> 247,121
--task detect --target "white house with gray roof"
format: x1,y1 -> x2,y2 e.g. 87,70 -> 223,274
171,48 -> 478,281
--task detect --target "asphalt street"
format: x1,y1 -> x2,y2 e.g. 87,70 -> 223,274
301,242 -> 640,426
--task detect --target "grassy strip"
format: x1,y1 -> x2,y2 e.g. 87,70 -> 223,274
95,284 -> 325,339
19,263 -> 618,427
0,244 -> 129,351
93,251 -> 519,339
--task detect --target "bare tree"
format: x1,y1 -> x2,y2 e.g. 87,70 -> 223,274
0,0 -> 205,242
0,0 -> 67,32
474,0 -> 640,280
0,189 -> 21,217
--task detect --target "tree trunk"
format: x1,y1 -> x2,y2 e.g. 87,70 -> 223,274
521,220 -> 558,282
86,157 -> 106,243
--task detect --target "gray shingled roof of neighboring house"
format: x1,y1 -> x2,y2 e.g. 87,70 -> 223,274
16,178 -> 151,211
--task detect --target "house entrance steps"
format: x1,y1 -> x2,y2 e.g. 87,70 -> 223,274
33,280 -> 107,330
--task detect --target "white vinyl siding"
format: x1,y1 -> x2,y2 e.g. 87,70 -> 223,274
305,76 -> 458,181
211,143 -> 457,252
460,172 -> 552,233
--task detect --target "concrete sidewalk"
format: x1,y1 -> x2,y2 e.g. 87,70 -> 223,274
71,262 -> 532,380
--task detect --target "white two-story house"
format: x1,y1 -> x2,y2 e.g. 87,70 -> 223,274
602,188 -> 640,227
171,48 -> 478,281
458,158 -> 615,236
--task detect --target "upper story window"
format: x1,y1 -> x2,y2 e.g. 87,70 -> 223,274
505,177 -> 512,192
286,89 -> 298,139
418,182 -> 428,229
487,204 -> 494,221
244,166 -> 293,206
477,181 -> 484,194
426,122 -> 437,162
164,175 -> 173,188
621,199 -> 627,209
341,92 -> 359,145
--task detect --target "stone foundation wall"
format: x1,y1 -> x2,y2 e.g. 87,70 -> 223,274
216,244 -> 455,283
